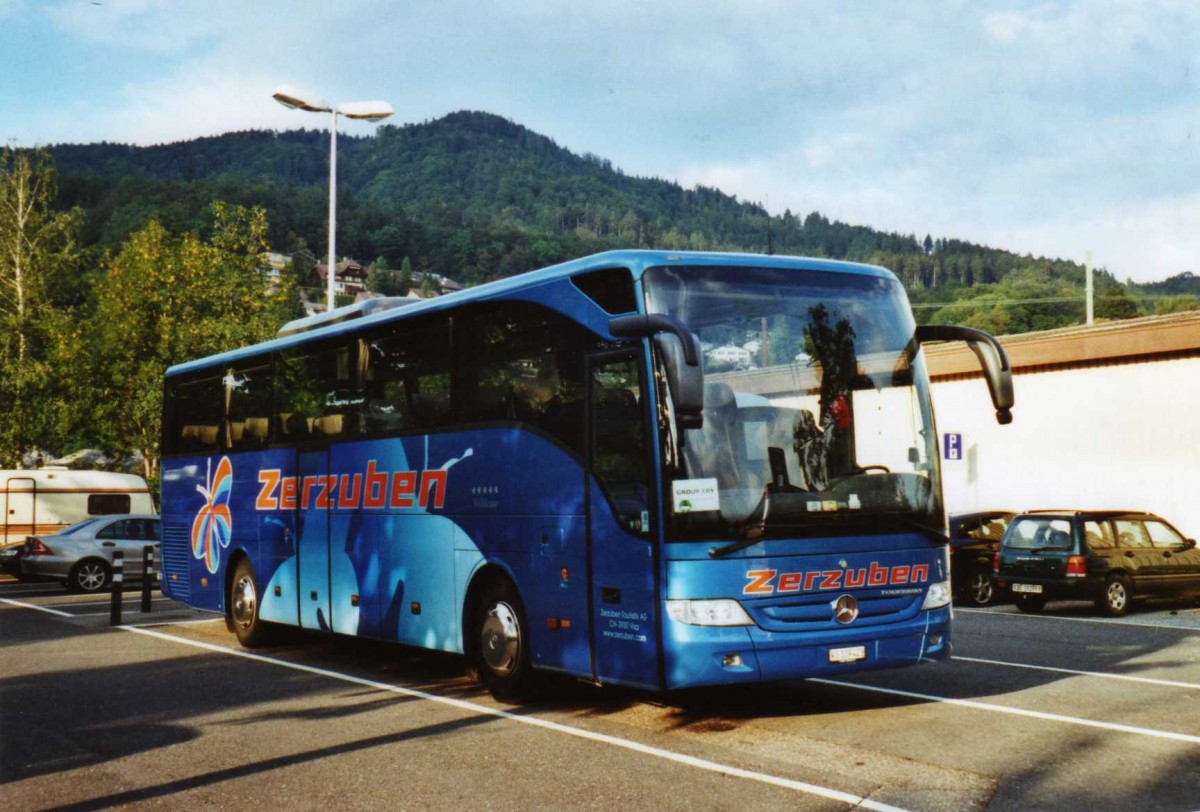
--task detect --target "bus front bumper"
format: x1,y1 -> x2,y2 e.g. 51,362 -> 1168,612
662,606 -> 952,690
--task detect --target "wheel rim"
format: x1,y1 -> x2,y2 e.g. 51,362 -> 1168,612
78,562 -> 106,591
480,601 -> 521,676
969,572 -> 993,604
232,574 -> 257,630
1107,581 -> 1127,612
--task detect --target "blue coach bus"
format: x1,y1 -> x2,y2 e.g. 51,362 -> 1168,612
160,250 -> 1012,699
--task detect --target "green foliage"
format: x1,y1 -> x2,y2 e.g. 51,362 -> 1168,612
0,148 -> 83,465
1154,294 -> 1200,315
3,118 -> 1192,471
47,111 -> 1177,337
80,203 -> 297,477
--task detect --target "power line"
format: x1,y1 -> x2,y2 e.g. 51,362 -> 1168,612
911,295 -> 1082,309
910,292 -> 1191,309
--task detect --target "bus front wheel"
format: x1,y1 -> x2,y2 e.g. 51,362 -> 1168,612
230,558 -> 274,647
472,579 -> 534,701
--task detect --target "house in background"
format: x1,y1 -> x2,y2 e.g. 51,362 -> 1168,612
292,255 -> 464,315
310,259 -> 369,297
706,344 -> 753,367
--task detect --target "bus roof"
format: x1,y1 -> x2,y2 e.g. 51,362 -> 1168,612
166,249 -> 896,378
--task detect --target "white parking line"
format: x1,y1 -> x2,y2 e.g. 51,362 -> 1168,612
1,598 -> 72,617
954,655 -> 1200,691
125,625 -> 911,811
4,596 -> 911,811
124,617 -> 223,627
811,678 -> 1200,745
65,596 -> 174,603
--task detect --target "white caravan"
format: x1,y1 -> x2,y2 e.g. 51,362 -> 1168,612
1,468 -> 155,547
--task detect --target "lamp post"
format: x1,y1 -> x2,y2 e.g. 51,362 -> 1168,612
272,84 -> 394,311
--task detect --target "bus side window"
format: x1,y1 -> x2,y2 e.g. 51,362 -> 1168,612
277,341 -> 361,441
365,318 -> 451,434
453,302 -> 587,454
166,374 -> 224,454
226,361 -> 274,450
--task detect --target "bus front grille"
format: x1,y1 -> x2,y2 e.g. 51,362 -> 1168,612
751,591 -> 922,630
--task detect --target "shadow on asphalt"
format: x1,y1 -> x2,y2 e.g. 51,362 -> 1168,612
3,586 -> 1197,811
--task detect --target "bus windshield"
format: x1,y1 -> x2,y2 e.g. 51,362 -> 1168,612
644,264 -> 941,543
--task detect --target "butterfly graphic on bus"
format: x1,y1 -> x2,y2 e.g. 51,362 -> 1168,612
192,456 -> 233,574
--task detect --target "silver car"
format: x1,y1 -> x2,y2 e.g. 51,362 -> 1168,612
21,515 -> 161,593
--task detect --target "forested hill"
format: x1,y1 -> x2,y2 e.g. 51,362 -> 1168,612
48,110 -> 1199,334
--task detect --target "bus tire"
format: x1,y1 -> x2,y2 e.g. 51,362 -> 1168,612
230,558 -> 274,647
472,578 -> 534,702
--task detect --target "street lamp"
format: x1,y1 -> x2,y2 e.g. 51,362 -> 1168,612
272,84 -> 394,311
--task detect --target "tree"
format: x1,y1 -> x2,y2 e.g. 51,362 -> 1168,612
366,255 -> 400,296
84,203 -> 296,481
418,271 -> 439,297
1095,282 -> 1139,321
0,148 -> 81,464
398,256 -> 414,293
1154,294 -> 1200,315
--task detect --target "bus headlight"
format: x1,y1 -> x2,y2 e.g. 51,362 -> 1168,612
666,599 -> 754,626
921,579 -> 952,610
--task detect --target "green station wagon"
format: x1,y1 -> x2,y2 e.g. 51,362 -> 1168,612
993,510 -> 1200,616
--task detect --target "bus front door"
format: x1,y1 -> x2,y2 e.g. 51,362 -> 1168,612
296,447 -> 332,631
587,352 -> 660,690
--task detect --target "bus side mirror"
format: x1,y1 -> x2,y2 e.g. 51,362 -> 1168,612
654,333 -> 704,429
916,324 -> 1014,425
609,314 -> 704,429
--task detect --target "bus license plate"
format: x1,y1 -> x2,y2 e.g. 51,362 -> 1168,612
829,645 -> 866,664
1012,583 -> 1043,594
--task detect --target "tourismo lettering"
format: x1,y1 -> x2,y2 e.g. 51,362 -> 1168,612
256,461 -> 448,511
743,562 -> 930,595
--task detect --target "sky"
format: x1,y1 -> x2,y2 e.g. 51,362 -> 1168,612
2,0 -> 1198,284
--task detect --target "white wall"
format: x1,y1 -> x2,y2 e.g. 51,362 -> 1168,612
932,357 -> 1200,539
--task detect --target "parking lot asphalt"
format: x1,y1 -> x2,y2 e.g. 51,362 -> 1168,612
2,577 -> 1198,811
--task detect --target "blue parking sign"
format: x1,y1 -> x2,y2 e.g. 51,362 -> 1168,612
943,432 -> 963,461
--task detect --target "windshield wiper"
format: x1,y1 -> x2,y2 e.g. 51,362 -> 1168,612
709,529 -> 765,559
709,488 -> 772,558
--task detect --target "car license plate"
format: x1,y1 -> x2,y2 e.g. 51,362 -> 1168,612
829,645 -> 866,664
1012,583 -> 1043,594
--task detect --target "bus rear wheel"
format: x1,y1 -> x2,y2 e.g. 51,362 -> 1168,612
472,579 -> 534,702
230,558 -> 274,647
